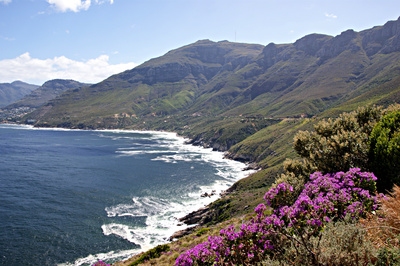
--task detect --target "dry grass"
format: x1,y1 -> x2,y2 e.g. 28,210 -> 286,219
361,185 -> 400,248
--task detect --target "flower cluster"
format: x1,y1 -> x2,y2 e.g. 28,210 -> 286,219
263,182 -> 293,209
174,236 -> 225,266
175,168 -> 384,265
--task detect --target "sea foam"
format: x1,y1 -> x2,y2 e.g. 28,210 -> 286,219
56,129 -> 255,266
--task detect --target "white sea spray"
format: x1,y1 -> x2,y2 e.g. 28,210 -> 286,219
64,129 -> 255,265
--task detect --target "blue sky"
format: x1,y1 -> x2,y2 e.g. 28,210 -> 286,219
0,0 -> 399,85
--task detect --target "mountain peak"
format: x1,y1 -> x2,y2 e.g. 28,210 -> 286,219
294,34 -> 332,56
11,80 -> 36,86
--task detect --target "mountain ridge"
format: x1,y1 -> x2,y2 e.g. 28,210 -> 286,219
22,17 -> 400,152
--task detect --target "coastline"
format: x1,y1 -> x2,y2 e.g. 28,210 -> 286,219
0,123 -> 258,265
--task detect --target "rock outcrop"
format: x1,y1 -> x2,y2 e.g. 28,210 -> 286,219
178,206 -> 211,225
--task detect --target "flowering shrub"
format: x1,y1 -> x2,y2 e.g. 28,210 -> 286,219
92,261 -> 110,266
175,168 -> 384,265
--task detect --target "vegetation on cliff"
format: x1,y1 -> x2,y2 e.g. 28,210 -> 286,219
115,106 -> 400,265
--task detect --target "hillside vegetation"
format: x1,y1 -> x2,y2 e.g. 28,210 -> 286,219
115,106 -> 400,266
12,16 -> 400,265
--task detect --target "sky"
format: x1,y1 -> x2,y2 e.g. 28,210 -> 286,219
0,0 -> 399,85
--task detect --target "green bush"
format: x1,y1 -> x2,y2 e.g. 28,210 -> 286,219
293,106 -> 382,174
195,227 -> 210,237
369,109 -> 400,192
376,245 -> 400,266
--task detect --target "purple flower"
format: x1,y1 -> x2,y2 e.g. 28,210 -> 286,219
175,168 -> 381,265
93,261 -> 110,266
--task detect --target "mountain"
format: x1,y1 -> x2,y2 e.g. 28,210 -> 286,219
5,79 -> 91,109
0,81 -> 39,107
26,17 -> 400,148
26,40 -> 264,126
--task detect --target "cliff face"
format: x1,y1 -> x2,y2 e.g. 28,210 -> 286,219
125,40 -> 263,85
224,17 -> 400,118
361,17 -> 400,55
28,17 -> 400,132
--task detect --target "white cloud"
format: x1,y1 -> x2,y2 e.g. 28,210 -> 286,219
0,0 -> 12,4
0,53 -> 137,85
95,0 -> 114,4
47,0 -> 91,12
46,0 -> 114,12
325,13 -> 338,19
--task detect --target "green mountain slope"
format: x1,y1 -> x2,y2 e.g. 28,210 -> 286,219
27,40 -> 264,127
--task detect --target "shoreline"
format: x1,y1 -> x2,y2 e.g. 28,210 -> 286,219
0,123 -> 258,265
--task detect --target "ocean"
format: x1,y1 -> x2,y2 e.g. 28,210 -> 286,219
0,124 -> 254,265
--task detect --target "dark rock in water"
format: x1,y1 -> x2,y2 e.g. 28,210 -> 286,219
168,226 -> 198,240
169,206 -> 212,240
200,190 -> 217,198
178,206 -> 210,225
200,192 -> 210,198
243,163 -> 260,171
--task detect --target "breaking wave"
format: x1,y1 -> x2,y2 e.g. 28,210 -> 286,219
58,129 -> 255,265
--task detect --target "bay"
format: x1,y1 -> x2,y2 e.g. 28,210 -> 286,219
0,124 -> 253,265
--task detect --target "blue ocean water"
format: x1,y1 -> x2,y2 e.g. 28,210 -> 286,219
0,124 -> 253,266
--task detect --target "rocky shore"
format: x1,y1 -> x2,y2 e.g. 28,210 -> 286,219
161,136 -> 260,241
169,187 -> 236,240
168,206 -> 210,240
